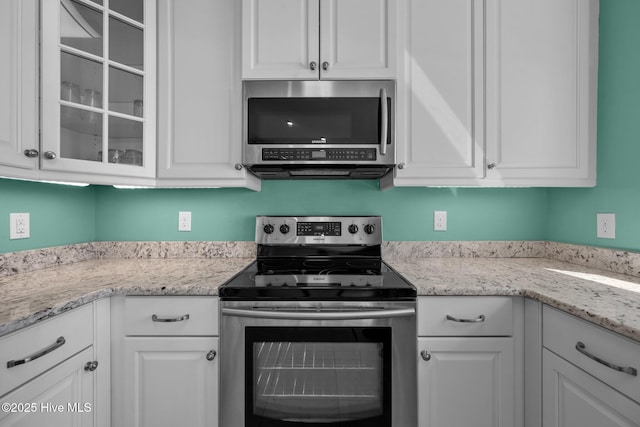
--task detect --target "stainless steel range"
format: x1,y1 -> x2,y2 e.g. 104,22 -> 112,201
219,216 -> 417,427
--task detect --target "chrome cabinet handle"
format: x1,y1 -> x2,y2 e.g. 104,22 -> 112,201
446,314 -> 486,323
420,350 -> 431,361
322,61 -> 329,71
206,350 -> 217,361
310,61 -> 317,70
575,342 -> 637,376
487,163 -> 496,170
397,163 -> 405,170
151,314 -> 190,322
84,361 -> 99,372
43,151 -> 57,160
379,88 -> 388,155
222,307 -> 415,320
234,163 -> 243,170
7,336 -> 66,368
23,149 -> 39,158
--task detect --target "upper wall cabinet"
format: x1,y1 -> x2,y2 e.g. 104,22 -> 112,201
40,0 -> 157,182
242,0 -> 397,80
393,0 -> 598,187
0,0 -> 39,180
156,0 -> 260,190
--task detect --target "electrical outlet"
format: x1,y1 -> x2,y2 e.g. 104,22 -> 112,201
597,213 -> 615,239
178,211 -> 192,232
434,211 -> 447,231
9,213 -> 30,239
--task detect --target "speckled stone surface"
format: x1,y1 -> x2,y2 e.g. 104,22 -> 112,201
0,258 -> 254,337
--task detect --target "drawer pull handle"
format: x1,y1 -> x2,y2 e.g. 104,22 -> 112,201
446,314 -> 485,323
152,314 -> 190,323
6,336 -> 66,368
420,350 -> 431,361
575,341 -> 638,376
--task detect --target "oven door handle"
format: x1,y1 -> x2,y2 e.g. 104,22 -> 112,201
221,307 -> 415,320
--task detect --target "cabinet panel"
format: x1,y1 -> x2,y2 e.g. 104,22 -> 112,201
0,347 -> 95,427
395,0 -> 484,184
485,0 -> 598,185
242,0 -> 320,80
418,337 -> 515,427
0,0 -> 39,175
542,349 -> 640,427
320,0 -> 396,79
123,337 -> 219,427
157,0 -> 259,189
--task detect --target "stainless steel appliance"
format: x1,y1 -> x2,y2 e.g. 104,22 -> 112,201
219,216 -> 416,427
242,81 -> 396,179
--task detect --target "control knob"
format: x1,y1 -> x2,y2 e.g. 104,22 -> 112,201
348,224 -> 359,234
263,224 -> 275,234
364,224 -> 375,235
279,224 -> 290,234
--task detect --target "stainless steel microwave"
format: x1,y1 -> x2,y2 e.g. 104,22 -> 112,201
242,80 -> 396,179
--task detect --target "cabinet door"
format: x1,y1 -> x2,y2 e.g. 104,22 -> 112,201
123,337 -> 219,427
394,0 -> 485,185
40,0 -> 156,181
484,0 -> 598,186
156,0 -> 259,190
542,349 -> 640,427
242,0 -> 320,80
417,337 -> 514,427
319,0 -> 396,79
0,0 -> 39,176
0,347 -> 95,427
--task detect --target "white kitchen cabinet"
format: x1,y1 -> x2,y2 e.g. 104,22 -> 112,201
0,301 -> 109,427
542,305 -> 640,426
112,296 -> 220,427
0,0 -> 39,180
417,297 -> 521,427
393,0 -> 598,187
39,0 -> 157,186
484,0 -> 599,186
156,0 -> 259,190
242,0 -> 396,80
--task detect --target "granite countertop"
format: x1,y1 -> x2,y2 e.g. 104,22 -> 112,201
1,255 -> 640,342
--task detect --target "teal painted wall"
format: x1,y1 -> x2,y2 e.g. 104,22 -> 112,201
546,0 -> 640,252
0,178 -> 95,253
2,0 -> 640,254
94,182 -> 546,242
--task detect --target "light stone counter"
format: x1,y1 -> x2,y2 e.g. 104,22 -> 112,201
386,257 -> 640,342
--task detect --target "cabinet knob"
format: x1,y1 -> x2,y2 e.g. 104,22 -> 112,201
322,61 -> 330,71
84,361 -> 99,372
44,151 -> 57,160
234,163 -> 243,171
397,163 -> 406,170
309,61 -> 317,71
487,163 -> 496,170
420,350 -> 431,361
23,149 -> 39,158
206,350 -> 217,361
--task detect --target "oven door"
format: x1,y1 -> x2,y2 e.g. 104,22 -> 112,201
220,301 -> 416,427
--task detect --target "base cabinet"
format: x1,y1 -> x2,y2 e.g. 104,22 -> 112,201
122,337 -> 219,427
542,349 -> 640,427
418,337 -> 515,427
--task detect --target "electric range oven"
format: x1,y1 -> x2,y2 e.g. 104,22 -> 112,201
219,216 -> 417,427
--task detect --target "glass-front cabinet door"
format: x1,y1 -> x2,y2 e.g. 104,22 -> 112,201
41,0 -> 156,179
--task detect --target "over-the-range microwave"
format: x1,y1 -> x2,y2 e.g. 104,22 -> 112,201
242,80 -> 396,179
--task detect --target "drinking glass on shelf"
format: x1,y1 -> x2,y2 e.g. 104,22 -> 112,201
61,81 -> 80,103
81,89 -> 102,108
133,100 -> 143,117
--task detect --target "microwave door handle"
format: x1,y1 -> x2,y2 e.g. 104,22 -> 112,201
379,88 -> 388,156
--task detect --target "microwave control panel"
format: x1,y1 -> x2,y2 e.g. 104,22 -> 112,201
262,148 -> 377,161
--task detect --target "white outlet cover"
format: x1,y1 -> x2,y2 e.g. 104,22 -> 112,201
434,211 -> 447,231
596,213 -> 615,239
178,211 -> 192,232
10,213 -> 30,239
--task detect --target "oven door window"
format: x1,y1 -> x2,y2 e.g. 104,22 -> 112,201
245,327 -> 391,427
247,98 -> 391,145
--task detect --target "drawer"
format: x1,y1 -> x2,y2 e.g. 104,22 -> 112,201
0,304 -> 93,397
124,296 -> 219,336
543,305 -> 640,403
418,296 -> 513,336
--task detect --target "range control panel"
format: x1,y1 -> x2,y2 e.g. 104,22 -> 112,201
262,148 -> 377,162
256,216 -> 382,245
